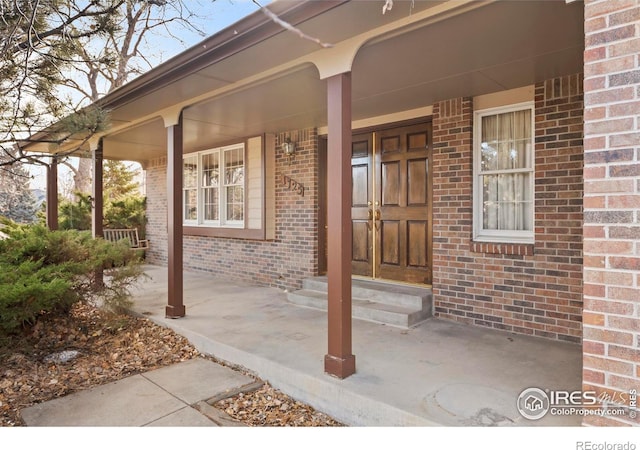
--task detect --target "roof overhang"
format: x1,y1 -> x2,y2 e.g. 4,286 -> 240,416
25,0 -> 584,162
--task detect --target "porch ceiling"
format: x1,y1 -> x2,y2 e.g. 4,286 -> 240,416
103,0 -> 584,163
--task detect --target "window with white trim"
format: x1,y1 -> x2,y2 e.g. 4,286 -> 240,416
183,144 -> 245,227
473,103 -> 534,243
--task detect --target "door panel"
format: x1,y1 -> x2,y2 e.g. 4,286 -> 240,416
408,158 -> 428,205
351,133 -> 373,277
380,221 -> 400,265
381,135 -> 400,153
382,161 -> 400,206
352,221 -> 370,262
352,164 -> 369,206
407,220 -> 428,267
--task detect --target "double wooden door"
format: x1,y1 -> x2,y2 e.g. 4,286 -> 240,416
351,122 -> 433,284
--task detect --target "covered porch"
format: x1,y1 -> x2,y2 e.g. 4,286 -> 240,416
30,0 -> 587,381
131,265 -> 582,426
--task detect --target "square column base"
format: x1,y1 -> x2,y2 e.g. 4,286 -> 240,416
324,353 -> 356,379
165,305 -> 186,319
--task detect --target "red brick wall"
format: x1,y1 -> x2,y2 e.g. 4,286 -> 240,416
583,0 -> 640,426
144,128 -> 320,290
432,75 -> 584,343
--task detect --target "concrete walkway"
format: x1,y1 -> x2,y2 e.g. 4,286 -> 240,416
124,265 -> 583,427
21,358 -> 254,426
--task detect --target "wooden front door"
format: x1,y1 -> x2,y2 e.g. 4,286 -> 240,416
351,122 -> 432,284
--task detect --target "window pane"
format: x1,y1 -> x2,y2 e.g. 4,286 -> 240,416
481,115 -> 498,171
184,189 -> 197,221
183,156 -> 198,188
202,152 -> 219,188
481,109 -> 532,172
226,186 -> 244,221
223,147 -> 244,223
203,187 -> 219,221
225,148 -> 244,185
482,173 -> 532,231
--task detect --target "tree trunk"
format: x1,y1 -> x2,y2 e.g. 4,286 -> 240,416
74,158 -> 92,194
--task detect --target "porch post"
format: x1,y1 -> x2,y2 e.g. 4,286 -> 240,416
92,139 -> 104,239
46,156 -> 58,230
166,112 -> 185,318
324,72 -> 355,379
92,139 -> 104,287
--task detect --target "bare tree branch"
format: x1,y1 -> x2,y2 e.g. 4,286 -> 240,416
253,0 -> 333,48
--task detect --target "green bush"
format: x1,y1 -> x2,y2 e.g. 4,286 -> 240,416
58,193 -> 92,231
0,224 -> 144,336
0,260 -> 74,334
59,193 -> 146,239
105,195 -> 147,239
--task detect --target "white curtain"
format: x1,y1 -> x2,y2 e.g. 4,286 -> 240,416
481,109 -> 532,231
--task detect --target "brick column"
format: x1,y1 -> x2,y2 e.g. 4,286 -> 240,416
583,0 -> 640,426
431,98 -> 474,323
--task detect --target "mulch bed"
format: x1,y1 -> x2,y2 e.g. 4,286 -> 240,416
0,303 -> 341,427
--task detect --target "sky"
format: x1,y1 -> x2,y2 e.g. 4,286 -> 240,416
29,0 -> 267,190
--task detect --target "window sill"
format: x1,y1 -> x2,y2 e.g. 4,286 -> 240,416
184,226 -> 267,240
470,241 -> 534,256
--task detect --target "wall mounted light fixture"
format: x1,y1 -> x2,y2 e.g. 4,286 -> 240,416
282,137 -> 296,164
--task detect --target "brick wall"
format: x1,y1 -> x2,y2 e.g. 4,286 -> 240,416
432,74 -> 584,343
583,0 -> 640,426
145,156 -> 168,265
144,128 -> 320,290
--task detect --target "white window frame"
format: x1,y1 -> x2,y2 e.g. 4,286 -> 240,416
473,102 -> 535,244
182,143 -> 245,228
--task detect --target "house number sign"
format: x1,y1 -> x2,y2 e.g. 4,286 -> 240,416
281,174 -> 305,197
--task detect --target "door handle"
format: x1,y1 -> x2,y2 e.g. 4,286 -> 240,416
367,209 -> 373,230
374,209 -> 381,230
375,209 -> 381,221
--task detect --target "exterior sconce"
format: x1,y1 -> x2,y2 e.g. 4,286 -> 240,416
282,138 -> 296,164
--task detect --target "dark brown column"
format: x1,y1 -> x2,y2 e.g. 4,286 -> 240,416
46,157 -> 58,230
324,72 -> 355,379
92,140 -> 104,239
92,140 -> 104,287
166,113 -> 185,318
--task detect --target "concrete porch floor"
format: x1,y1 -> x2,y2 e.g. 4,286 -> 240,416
130,265 -> 582,427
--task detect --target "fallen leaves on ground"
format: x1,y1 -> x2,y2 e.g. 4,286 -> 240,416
216,383 -> 342,427
0,303 -> 341,427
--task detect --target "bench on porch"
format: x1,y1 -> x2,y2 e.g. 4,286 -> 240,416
103,228 -> 149,250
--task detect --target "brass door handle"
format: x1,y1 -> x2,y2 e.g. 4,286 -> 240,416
367,209 -> 373,230
375,209 -> 381,220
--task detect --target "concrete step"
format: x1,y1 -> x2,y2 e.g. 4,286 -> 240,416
287,278 -> 433,328
301,276 -> 431,310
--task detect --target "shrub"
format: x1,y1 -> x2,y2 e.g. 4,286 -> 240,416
0,224 -> 144,336
105,195 -> 147,239
58,193 -> 92,231
59,192 -> 146,239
